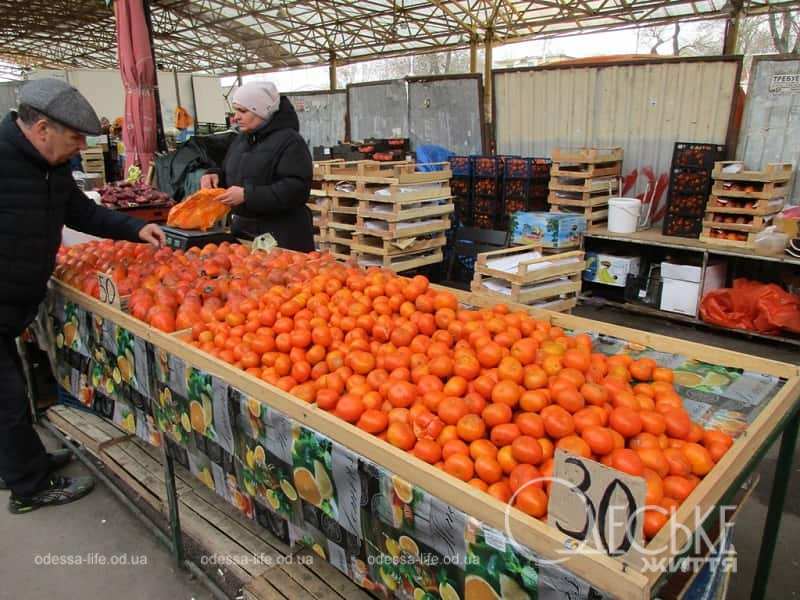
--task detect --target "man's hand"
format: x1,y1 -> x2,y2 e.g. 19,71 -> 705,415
138,223 -> 166,247
218,186 -> 245,207
200,173 -> 219,189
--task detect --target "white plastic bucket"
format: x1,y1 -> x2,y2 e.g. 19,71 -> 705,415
608,197 -> 642,233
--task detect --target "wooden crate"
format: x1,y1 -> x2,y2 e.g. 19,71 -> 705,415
352,247 -> 443,272
551,146 -> 624,164
358,196 -> 454,222
711,161 -> 793,183
549,176 -> 619,195
312,158 -> 345,181
550,203 -> 609,230
705,195 -> 784,216
702,213 -> 774,233
699,229 -> 758,248
475,246 -> 584,284
319,160 -> 452,185
50,279 -> 800,600
550,161 -> 622,179
356,215 -> 451,239
327,211 -> 358,232
548,191 -> 612,207
350,232 -> 447,256
331,195 -> 360,214
470,274 -> 581,312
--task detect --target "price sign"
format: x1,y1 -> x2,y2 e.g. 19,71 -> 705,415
97,272 -> 121,308
548,450 -> 646,560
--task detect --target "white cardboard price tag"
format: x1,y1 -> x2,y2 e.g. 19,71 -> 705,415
548,450 -> 646,561
97,272 -> 121,308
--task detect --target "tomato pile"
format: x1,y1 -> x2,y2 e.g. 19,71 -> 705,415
55,240 -> 734,539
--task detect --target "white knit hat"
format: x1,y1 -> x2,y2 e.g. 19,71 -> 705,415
232,81 -> 280,120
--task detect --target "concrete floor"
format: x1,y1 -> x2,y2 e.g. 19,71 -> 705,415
1,304 -> 797,600
0,429 -> 212,600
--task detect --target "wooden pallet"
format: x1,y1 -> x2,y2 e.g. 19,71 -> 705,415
702,214 -> 774,233
551,147 -> 624,164
711,161 -> 793,183
312,159 -> 345,181
475,247 -> 585,285
331,196 -> 360,214
356,215 -> 451,239
351,232 -> 447,257
549,177 -> 619,195
550,162 -> 622,179
325,179 -> 451,203
705,196 -> 784,216
352,247 -> 443,272
319,241 -> 353,261
550,204 -> 609,229
470,274 -> 581,312
319,160 -> 452,185
711,180 -> 789,200
358,196 -> 454,222
327,211 -> 358,232
326,228 -> 356,247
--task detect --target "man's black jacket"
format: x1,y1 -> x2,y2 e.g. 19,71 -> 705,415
0,112 -> 145,336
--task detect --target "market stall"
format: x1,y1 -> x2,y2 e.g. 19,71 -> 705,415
39,239 -> 799,600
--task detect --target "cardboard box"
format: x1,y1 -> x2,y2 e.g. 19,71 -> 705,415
511,212 -> 586,248
776,215 -> 799,238
583,253 -> 640,287
660,261 -> 727,316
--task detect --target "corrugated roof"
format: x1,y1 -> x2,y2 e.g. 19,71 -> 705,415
0,0 -> 795,76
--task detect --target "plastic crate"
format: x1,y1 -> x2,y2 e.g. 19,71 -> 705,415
473,177 -> 499,197
473,212 -> 499,230
449,156 -> 473,176
450,176 -> 471,197
455,196 -> 473,227
504,158 -> 530,180
504,197 -> 528,214
662,214 -> 702,238
530,158 -> 553,179
666,194 -> 706,218
503,178 -> 528,200
472,157 -> 502,178
474,195 -> 502,214
670,168 -> 711,196
672,142 -> 726,171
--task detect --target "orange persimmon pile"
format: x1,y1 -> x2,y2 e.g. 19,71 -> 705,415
55,241 -> 734,538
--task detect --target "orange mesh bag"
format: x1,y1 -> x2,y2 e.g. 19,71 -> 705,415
167,188 -> 229,231
700,278 -> 800,335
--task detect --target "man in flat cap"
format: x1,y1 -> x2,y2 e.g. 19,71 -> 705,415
0,78 -> 165,514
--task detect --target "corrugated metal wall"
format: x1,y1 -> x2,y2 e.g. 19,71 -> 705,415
0,81 -> 21,116
286,91 -> 347,149
348,80 -> 409,140
737,56 -> 800,206
494,58 -> 740,199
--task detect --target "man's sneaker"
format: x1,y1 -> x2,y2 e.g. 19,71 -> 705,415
8,475 -> 95,514
0,449 -> 73,491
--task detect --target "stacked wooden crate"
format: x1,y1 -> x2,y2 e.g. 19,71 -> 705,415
470,245 -> 586,313
700,161 -> 793,249
548,147 -> 623,231
307,189 -> 330,251
80,148 -> 106,185
318,160 -> 454,271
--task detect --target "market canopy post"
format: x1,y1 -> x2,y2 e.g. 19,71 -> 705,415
115,0 -> 157,176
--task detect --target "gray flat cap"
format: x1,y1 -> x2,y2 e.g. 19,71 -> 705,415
19,78 -> 102,135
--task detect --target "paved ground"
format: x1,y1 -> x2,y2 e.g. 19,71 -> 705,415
1,304 -> 797,599
0,429 -> 213,600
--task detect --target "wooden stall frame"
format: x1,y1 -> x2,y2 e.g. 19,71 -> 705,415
50,279 -> 800,600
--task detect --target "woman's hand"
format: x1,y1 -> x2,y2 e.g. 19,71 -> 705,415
138,223 -> 166,247
218,186 -> 245,207
200,173 -> 219,189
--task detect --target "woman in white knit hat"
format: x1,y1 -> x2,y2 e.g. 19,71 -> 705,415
200,81 -> 314,251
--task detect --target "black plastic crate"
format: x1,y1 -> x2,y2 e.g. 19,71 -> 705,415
473,212 -> 498,230
454,196 -> 473,227
672,142 -> 726,171
449,156 -> 473,177
670,167 -> 711,196
504,197 -> 528,214
666,194 -> 706,218
474,195 -> 502,214
503,178 -> 528,200
662,214 -> 702,238
472,157 -> 502,178
530,158 -> 553,179
473,177 -> 500,197
450,176 -> 471,197
504,157 -> 530,180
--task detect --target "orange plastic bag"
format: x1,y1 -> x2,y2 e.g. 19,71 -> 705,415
700,278 -> 800,335
167,188 -> 229,231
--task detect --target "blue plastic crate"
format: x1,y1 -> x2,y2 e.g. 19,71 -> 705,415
472,156 -> 502,178
503,157 -> 531,180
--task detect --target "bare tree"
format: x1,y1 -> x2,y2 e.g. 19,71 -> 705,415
768,9 -> 800,54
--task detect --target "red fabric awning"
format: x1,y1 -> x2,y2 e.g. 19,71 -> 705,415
115,0 -> 157,175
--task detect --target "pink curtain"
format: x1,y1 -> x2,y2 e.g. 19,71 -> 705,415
115,0 -> 157,175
